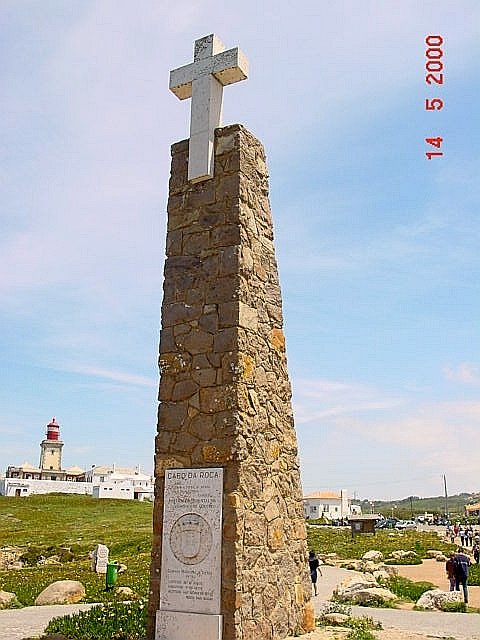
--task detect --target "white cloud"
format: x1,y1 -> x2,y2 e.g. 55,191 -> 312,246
293,378 -> 402,425
443,363 -> 480,385
294,376 -> 480,497
57,364 -> 157,388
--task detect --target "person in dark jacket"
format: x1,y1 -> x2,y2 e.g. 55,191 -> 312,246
454,549 -> 472,603
308,550 -> 322,596
445,552 -> 456,591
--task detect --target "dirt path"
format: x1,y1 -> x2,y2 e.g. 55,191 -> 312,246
298,564 -> 480,640
396,558 -> 480,607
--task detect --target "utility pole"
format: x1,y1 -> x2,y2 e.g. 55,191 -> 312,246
444,474 -> 449,519
410,496 -> 414,519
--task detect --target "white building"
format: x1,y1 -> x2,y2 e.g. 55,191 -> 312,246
92,479 -> 153,501
1,419 -> 153,501
303,490 -> 361,521
85,465 -> 154,500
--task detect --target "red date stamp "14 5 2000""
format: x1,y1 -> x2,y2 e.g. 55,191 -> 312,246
425,35 -> 444,159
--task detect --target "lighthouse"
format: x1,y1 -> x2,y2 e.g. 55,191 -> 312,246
39,417 -> 64,472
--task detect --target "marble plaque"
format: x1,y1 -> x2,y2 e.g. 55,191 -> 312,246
159,468 -> 223,615
156,611 -> 222,640
91,543 -> 109,574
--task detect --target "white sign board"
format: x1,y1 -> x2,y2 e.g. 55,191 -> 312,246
159,468 -> 223,615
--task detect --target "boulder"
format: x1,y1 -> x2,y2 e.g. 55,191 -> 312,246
390,550 -> 417,560
116,586 -> 135,599
340,559 -> 364,571
334,572 -> 376,597
118,563 -> 128,574
377,564 -> 398,576
426,549 -> 443,558
362,550 -> 383,562
323,613 -> 350,625
44,555 -> 61,565
362,560 -> 378,573
0,546 -> 23,571
35,580 -> 85,606
373,569 -> 391,583
350,587 -> 397,606
416,589 -> 462,610
435,554 -> 448,562
334,572 -> 396,606
0,590 -> 18,609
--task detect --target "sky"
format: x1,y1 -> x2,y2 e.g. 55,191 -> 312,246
1,1 -> 479,501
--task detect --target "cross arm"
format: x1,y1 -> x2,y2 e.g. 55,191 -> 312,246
213,48 -> 249,86
169,62 -> 195,100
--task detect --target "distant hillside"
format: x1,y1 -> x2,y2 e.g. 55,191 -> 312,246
356,492 -> 480,519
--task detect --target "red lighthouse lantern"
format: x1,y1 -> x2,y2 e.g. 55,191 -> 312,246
46,417 -> 60,441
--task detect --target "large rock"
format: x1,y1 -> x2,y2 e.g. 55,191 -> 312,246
416,589 -> 462,610
334,572 -> 396,605
373,569 -> 391,583
0,590 -> 18,609
390,550 -> 417,560
362,560 -> 378,573
350,587 -> 397,605
0,546 -> 23,571
362,550 -> 383,562
340,559 -> 364,571
377,564 -> 398,576
34,580 -> 85,606
323,613 -> 350,625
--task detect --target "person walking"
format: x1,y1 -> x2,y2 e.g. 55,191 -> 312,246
473,543 -> 480,564
308,550 -> 322,596
454,549 -> 472,603
467,527 -> 474,547
459,526 -> 466,547
446,552 -> 457,591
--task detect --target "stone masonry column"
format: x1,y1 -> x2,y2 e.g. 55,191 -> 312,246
148,124 -> 314,640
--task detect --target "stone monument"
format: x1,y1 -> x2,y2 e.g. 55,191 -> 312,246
148,34 -> 314,640
91,543 -> 109,574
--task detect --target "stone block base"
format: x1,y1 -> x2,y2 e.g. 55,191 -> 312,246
156,611 -> 222,640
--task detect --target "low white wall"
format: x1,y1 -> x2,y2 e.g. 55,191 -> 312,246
0,478 -> 93,497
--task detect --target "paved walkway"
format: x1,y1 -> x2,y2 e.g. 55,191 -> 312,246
2,566 -> 480,640
0,603 -> 95,640
313,565 -> 480,640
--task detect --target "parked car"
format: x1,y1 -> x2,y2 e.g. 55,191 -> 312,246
395,520 -> 417,530
376,518 -> 398,529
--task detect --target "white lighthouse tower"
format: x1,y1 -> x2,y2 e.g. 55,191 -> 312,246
39,417 -> 64,473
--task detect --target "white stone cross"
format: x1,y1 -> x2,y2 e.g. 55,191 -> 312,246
170,34 -> 249,183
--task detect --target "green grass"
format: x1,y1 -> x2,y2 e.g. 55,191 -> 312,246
0,494 -> 153,606
0,494 -> 153,554
385,576 -> 435,602
306,526 -> 454,561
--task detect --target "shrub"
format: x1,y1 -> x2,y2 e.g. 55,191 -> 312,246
384,556 -> 422,565
332,594 -> 394,609
386,576 -> 435,601
469,563 -> 480,586
441,600 -> 467,613
345,617 -> 381,640
45,600 -> 146,640
321,601 -> 352,616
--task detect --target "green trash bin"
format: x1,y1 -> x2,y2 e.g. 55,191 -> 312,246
106,561 -> 118,590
